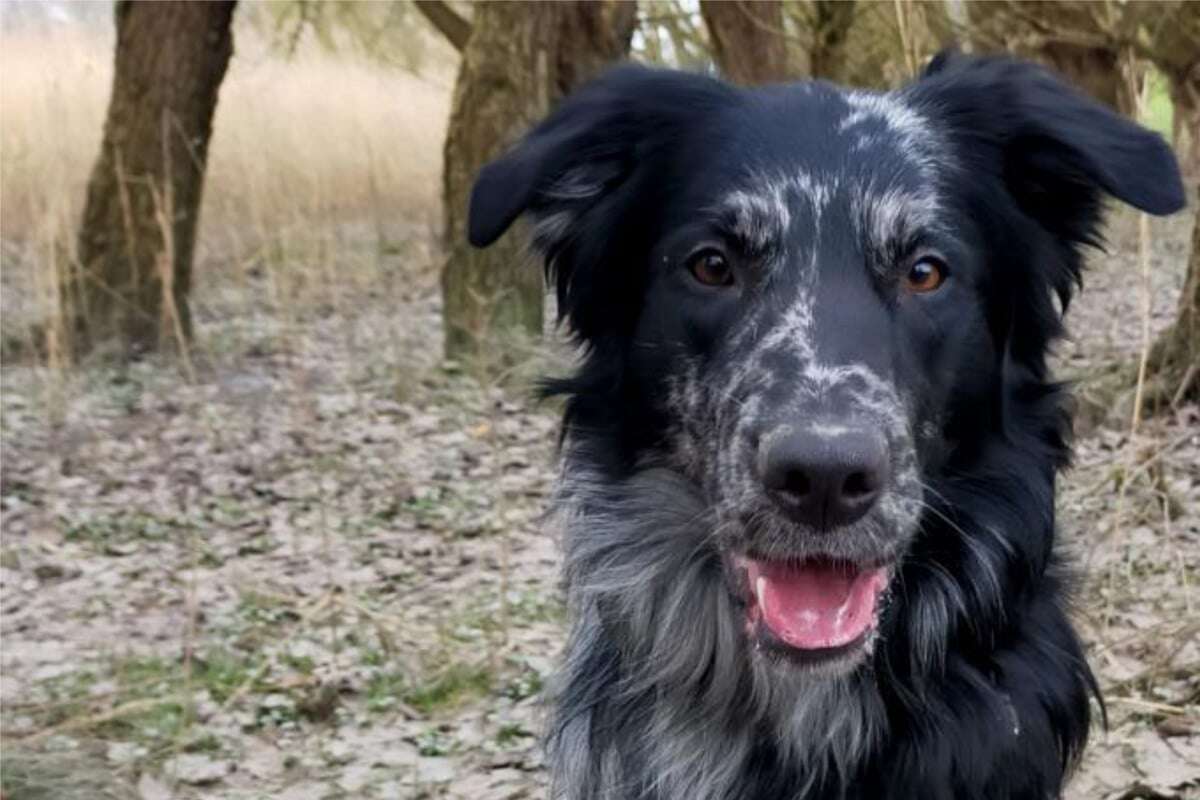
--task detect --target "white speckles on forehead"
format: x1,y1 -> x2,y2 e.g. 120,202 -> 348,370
719,184 -> 792,255
839,90 -> 942,177
717,170 -> 942,280
840,91 -> 927,139
715,170 -> 839,264
850,133 -> 880,153
850,182 -> 943,264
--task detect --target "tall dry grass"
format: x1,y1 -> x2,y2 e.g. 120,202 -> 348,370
0,27 -> 110,246
201,36 -> 450,250
0,21 -> 451,347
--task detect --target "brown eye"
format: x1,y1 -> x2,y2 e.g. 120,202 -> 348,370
688,250 -> 734,287
904,256 -> 946,294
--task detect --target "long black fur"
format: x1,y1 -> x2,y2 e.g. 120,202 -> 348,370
468,53 -> 1185,800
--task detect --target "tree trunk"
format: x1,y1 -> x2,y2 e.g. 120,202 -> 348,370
808,1 -> 856,81
1038,41 -> 1135,114
441,1 -> 634,363
1150,0 -> 1200,178
964,1 -> 1132,114
1164,69 -> 1199,176
71,0 -> 235,356
700,1 -> 791,85
1145,196 -> 1200,408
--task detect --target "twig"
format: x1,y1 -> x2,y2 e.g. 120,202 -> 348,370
1105,650 -> 1200,696
1105,696 -> 1192,717
1078,426 -> 1196,500
1171,359 -> 1198,408
151,110 -> 196,382
893,0 -> 917,78
1098,59 -> 1152,582
219,660 -> 273,711
16,696 -> 184,744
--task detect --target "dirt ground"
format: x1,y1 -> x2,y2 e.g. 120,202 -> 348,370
1,208 -> 1197,799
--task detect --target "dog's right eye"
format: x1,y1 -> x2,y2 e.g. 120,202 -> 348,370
687,250 -> 734,288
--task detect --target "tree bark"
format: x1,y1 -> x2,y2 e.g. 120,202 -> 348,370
440,1 -> 634,363
700,1 -> 791,85
71,0 -> 235,356
554,0 -> 638,96
1038,41 -> 1135,114
808,0 -> 856,81
1145,195 -> 1200,408
964,1 -> 1133,114
1143,0 -> 1200,176
1166,67 -> 1200,177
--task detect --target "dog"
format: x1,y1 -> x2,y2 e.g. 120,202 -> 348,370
467,53 -> 1185,799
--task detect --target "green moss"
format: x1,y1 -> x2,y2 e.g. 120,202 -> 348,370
61,511 -> 179,551
1142,68 -> 1173,139
403,663 -> 493,714
365,662 -> 494,716
24,649 -> 261,753
495,723 -> 534,747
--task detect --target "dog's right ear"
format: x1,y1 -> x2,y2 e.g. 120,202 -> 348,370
467,66 -> 736,337
469,65 -> 733,250
467,117 -> 602,249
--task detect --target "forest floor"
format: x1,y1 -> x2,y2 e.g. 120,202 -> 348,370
1,208 -> 1198,800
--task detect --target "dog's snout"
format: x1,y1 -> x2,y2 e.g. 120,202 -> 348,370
759,426 -> 889,530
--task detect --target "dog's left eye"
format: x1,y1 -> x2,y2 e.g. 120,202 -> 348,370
904,256 -> 947,294
687,249 -> 735,288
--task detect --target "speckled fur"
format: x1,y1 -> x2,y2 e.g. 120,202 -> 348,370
466,55 -> 1185,800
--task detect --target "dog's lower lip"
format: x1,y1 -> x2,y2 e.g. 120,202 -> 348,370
754,620 -> 874,665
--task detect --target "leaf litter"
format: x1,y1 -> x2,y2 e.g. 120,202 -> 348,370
1,210 -> 1196,799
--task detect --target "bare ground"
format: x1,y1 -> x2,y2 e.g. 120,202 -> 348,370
1,209 -> 1197,799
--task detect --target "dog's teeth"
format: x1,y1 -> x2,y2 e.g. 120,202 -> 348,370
756,576 -> 766,609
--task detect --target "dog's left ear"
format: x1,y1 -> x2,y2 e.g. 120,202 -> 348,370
910,55 -> 1186,230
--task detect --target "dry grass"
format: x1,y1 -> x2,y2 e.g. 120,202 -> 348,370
0,28 -> 110,261
200,35 -> 450,250
0,22 -> 451,346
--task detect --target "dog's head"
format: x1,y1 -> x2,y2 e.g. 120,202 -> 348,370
469,56 -> 1183,674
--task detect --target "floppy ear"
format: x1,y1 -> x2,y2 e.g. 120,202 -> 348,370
911,55 -> 1185,232
467,65 -> 736,339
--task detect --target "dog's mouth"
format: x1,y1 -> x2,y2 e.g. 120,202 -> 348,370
733,555 -> 891,661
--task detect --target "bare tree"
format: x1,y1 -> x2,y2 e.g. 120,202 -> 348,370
1141,194 -> 1200,410
962,1 -> 1200,120
700,1 -> 791,84
1142,2 -> 1200,175
807,0 -> 857,81
71,1 -> 236,355
418,1 -> 636,362
963,2 -> 1122,109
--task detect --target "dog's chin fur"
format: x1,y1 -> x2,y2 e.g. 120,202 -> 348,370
551,466 -> 887,800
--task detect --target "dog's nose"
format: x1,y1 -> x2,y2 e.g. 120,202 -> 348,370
759,427 -> 889,530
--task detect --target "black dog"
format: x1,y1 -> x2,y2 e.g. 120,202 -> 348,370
468,54 -> 1184,800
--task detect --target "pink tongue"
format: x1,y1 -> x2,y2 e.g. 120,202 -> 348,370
750,561 -> 886,650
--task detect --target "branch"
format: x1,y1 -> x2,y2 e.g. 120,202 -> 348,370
413,0 -> 471,52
